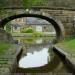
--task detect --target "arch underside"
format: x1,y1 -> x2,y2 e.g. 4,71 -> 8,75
0,13 -> 65,41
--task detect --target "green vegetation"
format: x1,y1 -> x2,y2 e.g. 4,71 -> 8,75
0,60 -> 8,64
12,32 -> 43,37
20,27 -> 43,37
0,0 -> 8,7
0,42 -> 11,54
21,38 -> 35,44
56,39 -> 75,54
21,27 -> 34,33
33,32 -> 43,37
5,22 -> 11,33
20,36 -> 54,44
23,0 -> 48,8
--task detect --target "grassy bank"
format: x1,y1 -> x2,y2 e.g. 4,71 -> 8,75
0,42 -> 11,54
56,39 -> 75,54
12,32 -> 55,37
12,32 -> 43,37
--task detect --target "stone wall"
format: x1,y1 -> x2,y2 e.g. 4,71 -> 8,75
48,0 -> 75,9
0,9 -> 75,38
0,28 -> 13,43
0,45 -> 23,74
41,9 -> 75,38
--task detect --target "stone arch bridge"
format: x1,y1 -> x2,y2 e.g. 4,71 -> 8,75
0,7 -> 75,40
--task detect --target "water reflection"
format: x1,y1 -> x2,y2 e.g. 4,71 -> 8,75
17,50 -> 70,73
35,38 -> 42,44
16,37 -> 72,73
19,47 -> 50,68
13,36 -> 55,45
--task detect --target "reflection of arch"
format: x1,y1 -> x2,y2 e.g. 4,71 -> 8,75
0,13 -> 65,41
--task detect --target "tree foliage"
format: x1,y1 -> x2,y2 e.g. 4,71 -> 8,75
23,0 -> 48,8
0,0 -> 8,7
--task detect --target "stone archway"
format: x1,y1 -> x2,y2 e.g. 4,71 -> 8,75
0,13 -> 65,42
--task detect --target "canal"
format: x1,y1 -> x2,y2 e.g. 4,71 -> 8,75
13,36 -> 73,74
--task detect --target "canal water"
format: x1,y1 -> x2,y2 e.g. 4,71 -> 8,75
13,36 -> 73,74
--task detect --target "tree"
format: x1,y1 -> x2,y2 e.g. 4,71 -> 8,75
23,0 -> 48,8
0,0 -> 8,8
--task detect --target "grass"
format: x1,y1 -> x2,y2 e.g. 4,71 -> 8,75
0,60 -> 8,64
12,32 -> 44,37
0,42 -> 12,65
0,42 -> 11,54
12,32 -> 55,37
56,39 -> 75,54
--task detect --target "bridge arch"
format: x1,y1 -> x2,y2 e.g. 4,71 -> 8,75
0,13 -> 65,42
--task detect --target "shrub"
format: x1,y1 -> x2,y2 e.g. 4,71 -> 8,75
33,32 -> 43,37
20,27 -> 43,37
21,27 -> 34,33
